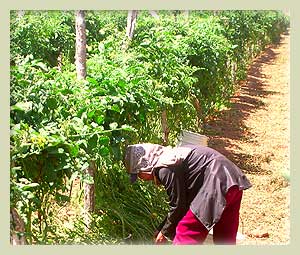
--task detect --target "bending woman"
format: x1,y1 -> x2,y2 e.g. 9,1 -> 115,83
124,143 -> 252,245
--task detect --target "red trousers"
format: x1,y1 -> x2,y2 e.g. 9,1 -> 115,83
173,186 -> 243,245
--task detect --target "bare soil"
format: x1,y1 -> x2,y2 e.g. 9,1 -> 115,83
205,31 -> 290,244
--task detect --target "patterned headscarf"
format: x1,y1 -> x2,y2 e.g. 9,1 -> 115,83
124,143 -> 192,182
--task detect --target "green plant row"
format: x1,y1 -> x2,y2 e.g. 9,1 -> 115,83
10,10 -> 289,244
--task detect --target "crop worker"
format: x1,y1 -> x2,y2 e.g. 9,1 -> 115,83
124,143 -> 252,245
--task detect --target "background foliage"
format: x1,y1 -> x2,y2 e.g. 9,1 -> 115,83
10,10 -> 289,244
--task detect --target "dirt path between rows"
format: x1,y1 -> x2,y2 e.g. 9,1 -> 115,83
205,31 -> 290,244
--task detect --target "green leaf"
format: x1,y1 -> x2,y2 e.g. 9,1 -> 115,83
44,163 -> 58,181
121,124 -> 137,132
58,148 -> 64,154
11,101 -> 33,112
35,62 -> 48,71
81,162 -> 89,171
91,122 -> 98,128
118,80 -> 126,88
55,193 -> 70,203
11,166 -> 22,173
99,136 -> 110,145
88,134 -> 98,151
87,110 -> 95,119
22,183 -> 40,191
46,97 -> 58,110
87,77 -> 98,86
100,146 -> 110,157
69,144 -> 79,157
76,139 -> 88,149
46,146 -> 59,155
111,104 -> 121,113
95,115 -> 105,125
48,134 -> 65,146
109,122 -> 118,130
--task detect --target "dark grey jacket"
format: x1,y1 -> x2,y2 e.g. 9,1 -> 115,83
153,144 -> 252,240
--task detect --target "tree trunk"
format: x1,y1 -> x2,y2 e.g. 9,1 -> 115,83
10,208 -> 27,245
149,10 -> 159,20
75,10 -> 95,232
126,10 -> 138,39
17,10 -> 25,19
174,10 -> 180,22
75,10 -> 87,80
84,161 -> 96,232
213,10 -> 219,16
182,10 -> 189,19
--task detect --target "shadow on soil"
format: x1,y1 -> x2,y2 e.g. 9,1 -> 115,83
204,37 -> 287,175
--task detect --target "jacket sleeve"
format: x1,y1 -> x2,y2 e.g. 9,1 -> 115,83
156,166 -> 188,240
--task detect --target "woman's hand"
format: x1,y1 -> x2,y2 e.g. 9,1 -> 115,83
155,231 -> 167,244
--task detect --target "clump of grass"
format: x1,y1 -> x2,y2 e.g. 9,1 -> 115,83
93,162 -> 169,244
37,161 -> 169,245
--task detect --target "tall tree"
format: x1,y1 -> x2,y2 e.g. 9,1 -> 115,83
182,10 -> 189,19
75,10 -> 95,231
124,10 -> 160,49
149,10 -> 159,20
17,10 -> 25,19
10,208 -> 26,245
75,10 -> 87,79
126,10 -> 138,39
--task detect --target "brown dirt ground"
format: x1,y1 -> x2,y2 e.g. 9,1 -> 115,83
204,31 -> 290,245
